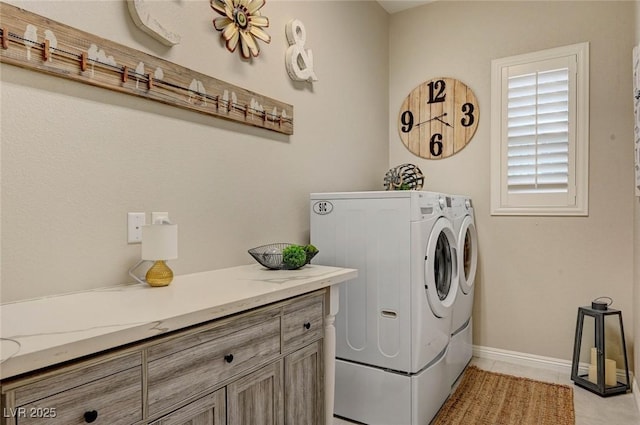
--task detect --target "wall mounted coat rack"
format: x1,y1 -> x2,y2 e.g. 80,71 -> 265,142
0,2 -> 294,135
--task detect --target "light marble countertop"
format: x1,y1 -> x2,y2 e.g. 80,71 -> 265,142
0,264 -> 357,380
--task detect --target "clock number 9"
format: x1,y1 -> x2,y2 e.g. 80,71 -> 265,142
430,133 -> 443,157
461,103 -> 475,127
400,110 -> 414,133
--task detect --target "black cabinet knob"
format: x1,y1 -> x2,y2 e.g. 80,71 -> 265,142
84,410 -> 98,423
304,322 -> 311,330
224,354 -> 234,363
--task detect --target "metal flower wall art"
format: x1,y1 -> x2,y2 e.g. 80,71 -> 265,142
211,0 -> 271,59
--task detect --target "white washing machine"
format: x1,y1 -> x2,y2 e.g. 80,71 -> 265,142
447,195 -> 478,386
310,191 -> 458,425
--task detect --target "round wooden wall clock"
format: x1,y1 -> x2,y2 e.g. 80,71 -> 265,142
398,77 -> 479,159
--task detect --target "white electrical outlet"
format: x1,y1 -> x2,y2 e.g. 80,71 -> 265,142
127,212 -> 146,243
152,212 -> 169,224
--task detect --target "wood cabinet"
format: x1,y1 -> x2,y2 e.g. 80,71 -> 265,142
284,341 -> 324,425
0,290 -> 325,425
227,361 -> 283,425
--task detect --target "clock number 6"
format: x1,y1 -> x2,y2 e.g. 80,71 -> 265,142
430,133 -> 443,157
400,110 -> 414,133
461,103 -> 475,127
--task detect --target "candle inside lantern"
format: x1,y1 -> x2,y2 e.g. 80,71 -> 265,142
605,359 -> 617,386
588,365 -> 598,384
587,347 -> 599,384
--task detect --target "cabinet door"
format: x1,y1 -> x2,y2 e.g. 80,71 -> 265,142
227,361 -> 283,425
284,341 -> 324,425
149,389 -> 225,425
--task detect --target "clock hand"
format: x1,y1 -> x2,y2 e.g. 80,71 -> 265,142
434,116 -> 453,128
415,112 -> 448,127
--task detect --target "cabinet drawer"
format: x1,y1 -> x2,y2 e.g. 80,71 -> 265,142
147,316 -> 281,416
17,367 -> 142,425
11,353 -> 141,406
282,293 -> 324,352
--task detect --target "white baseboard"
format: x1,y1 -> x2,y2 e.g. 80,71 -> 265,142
472,345 -> 634,383
472,345 -> 574,374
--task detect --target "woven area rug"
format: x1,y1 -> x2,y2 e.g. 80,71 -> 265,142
432,366 -> 575,425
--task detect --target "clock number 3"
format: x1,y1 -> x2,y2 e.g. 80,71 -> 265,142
461,103 -> 475,127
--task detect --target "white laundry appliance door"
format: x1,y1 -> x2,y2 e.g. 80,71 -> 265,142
448,212 -> 477,385
411,215 -> 457,372
457,214 -> 477,296
310,196 -> 413,372
424,218 -> 458,319
451,213 -> 477,335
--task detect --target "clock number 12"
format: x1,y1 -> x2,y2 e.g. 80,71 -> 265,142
428,80 -> 446,103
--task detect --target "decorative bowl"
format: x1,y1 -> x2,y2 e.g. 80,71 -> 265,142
248,243 -> 319,270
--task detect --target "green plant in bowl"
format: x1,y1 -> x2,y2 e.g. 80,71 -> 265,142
303,244 -> 319,263
304,244 -> 318,254
282,245 -> 306,269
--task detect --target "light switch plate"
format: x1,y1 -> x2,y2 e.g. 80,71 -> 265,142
128,212 -> 145,243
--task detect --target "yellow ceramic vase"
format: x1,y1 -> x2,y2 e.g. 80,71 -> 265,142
146,260 -> 173,287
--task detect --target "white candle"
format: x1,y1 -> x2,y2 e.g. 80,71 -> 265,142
590,347 -> 598,366
605,359 -> 617,386
588,365 -> 598,384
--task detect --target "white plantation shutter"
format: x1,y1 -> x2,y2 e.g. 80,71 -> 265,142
507,66 -> 570,193
491,43 -> 589,216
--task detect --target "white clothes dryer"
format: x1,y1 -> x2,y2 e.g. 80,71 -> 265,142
310,191 -> 458,425
447,194 -> 478,386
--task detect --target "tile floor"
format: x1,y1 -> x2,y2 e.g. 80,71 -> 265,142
333,357 -> 640,425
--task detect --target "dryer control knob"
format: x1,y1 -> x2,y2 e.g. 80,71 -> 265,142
465,199 -> 471,210
438,198 -> 445,210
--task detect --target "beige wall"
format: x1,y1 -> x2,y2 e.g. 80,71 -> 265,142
0,0 -> 390,301
389,1 -> 636,365
1,0 -> 637,378
634,0 -> 640,394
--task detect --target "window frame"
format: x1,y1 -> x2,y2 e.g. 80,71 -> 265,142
490,42 -> 589,216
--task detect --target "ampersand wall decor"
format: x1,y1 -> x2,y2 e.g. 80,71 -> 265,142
285,19 -> 317,82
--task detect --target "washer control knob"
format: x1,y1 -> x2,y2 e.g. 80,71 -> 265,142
438,198 -> 446,210
465,199 -> 472,210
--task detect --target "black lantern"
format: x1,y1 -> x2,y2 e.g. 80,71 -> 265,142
570,299 -> 630,396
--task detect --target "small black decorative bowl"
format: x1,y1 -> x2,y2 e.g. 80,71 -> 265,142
248,243 -> 318,270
